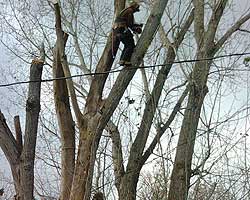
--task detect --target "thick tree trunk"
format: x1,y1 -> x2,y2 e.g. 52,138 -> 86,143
53,33 -> 75,200
117,7 -> 194,200
20,59 -> 44,200
0,56 -> 44,200
119,172 -> 140,200
167,80 -> 208,200
69,115 -> 104,200
167,1 -> 230,199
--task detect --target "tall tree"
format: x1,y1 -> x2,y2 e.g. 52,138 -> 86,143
0,46 -> 45,200
52,0 -> 169,199
53,32 -> 75,200
167,1 -> 250,199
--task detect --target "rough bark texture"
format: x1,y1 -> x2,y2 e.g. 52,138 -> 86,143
167,1 -> 250,199
66,0 -> 169,199
52,2 -> 125,199
108,121 -> 125,190
117,7 -> 194,200
167,0 -> 224,197
167,81 -> 208,200
53,33 -> 75,200
0,56 -> 44,200
20,59 -> 43,200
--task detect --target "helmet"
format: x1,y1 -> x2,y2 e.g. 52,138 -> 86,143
128,1 -> 139,7
128,1 -> 140,11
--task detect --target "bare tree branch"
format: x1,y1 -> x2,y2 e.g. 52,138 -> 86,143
141,86 -> 189,164
214,12 -> 250,52
0,112 -> 20,166
53,27 -> 76,200
85,0 -> 126,114
125,6 -> 194,172
101,0 -> 170,127
205,0 -> 228,47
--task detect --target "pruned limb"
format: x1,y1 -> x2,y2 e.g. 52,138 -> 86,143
53,21 -> 76,200
20,45 -> 44,200
54,3 -> 83,123
60,10 -> 92,82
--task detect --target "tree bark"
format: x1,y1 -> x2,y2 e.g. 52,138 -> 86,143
167,80 -> 208,200
85,0 -> 126,114
167,1 -> 229,199
67,0 -> 169,199
167,5 -> 250,196
117,7 -> 193,200
20,58 -> 44,200
0,57 -> 44,200
53,33 -> 75,200
107,121 -> 125,190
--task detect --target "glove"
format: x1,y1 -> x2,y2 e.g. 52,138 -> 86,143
132,24 -> 143,34
134,27 -> 142,34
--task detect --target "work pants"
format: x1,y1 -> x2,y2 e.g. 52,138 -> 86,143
112,28 -> 135,62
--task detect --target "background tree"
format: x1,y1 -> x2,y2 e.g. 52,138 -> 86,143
0,47 -> 45,200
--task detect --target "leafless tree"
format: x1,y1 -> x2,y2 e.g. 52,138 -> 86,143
0,47 -> 45,200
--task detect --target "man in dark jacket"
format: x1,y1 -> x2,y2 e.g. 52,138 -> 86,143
112,2 -> 142,66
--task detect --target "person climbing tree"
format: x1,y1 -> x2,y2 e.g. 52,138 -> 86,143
112,1 -> 143,66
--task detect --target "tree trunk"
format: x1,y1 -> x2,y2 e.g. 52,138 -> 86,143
167,1 -> 231,199
20,59 -> 44,200
117,6 -> 194,200
167,79 -> 208,200
119,172 -> 140,200
0,57 -> 44,200
53,33 -> 75,200
69,115 -> 102,200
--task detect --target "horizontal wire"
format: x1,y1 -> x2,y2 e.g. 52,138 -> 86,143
0,52 -> 250,88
